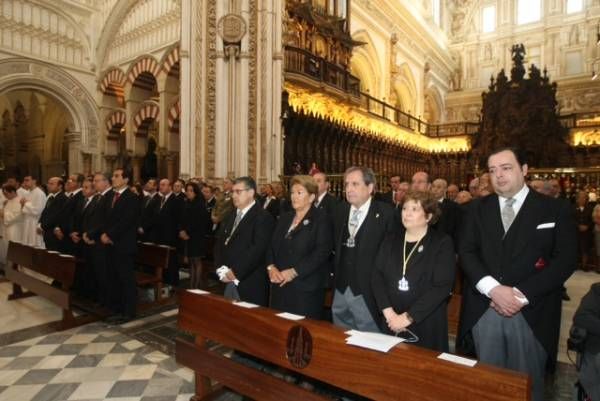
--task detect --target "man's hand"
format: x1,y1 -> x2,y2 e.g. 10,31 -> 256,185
383,308 -> 411,333
36,227 -> 43,235
20,198 -> 27,206
100,233 -> 113,245
225,270 -> 237,282
279,268 -> 298,287
179,230 -> 190,240
268,265 -> 285,284
489,285 -> 523,316
54,228 -> 64,240
70,232 -> 81,243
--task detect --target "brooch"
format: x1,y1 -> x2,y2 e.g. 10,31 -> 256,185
303,220 -> 310,226
418,245 -> 423,253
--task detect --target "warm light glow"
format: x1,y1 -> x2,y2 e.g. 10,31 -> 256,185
571,127 -> 600,146
285,84 -> 471,153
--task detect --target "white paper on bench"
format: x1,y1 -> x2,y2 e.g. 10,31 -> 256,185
233,301 -> 259,309
276,312 -> 305,321
437,353 -> 477,367
187,289 -> 210,295
344,330 -> 405,353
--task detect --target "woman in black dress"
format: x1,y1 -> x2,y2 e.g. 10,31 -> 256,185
267,175 -> 333,319
372,190 -> 455,351
179,182 -> 211,288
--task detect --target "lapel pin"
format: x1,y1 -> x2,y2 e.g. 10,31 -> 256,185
303,219 -> 310,225
418,245 -> 423,253
375,213 -> 380,218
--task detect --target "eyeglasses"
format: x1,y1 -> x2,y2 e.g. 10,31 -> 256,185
232,188 -> 250,195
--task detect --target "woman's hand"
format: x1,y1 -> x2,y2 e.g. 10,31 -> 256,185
383,308 -> 412,333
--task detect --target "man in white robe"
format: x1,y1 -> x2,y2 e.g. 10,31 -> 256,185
20,175 -> 47,248
0,185 -> 24,264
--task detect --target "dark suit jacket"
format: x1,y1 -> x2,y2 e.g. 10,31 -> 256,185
39,191 -> 68,251
267,207 -> 333,293
458,189 -> 577,361
154,194 -> 183,247
333,199 -> 399,319
61,191 -> 85,254
573,282 -> 600,355
379,191 -> 394,206
433,198 -> 459,245
85,190 -> 114,242
103,188 -> 140,255
180,197 -> 210,257
372,228 -> 455,351
314,192 -> 338,217
214,202 -> 275,306
75,196 -> 97,235
261,196 -> 280,219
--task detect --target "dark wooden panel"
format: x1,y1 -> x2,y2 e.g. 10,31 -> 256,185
178,292 -> 530,401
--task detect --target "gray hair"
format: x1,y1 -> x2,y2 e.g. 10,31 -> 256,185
344,166 -> 376,187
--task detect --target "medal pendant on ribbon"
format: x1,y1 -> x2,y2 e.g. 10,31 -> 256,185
346,236 -> 356,248
398,276 -> 409,291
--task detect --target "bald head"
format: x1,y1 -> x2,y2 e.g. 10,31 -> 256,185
530,179 -> 545,194
411,171 -> 431,192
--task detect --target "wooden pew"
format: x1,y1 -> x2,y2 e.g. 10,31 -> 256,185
135,242 -> 173,304
4,241 -> 84,329
177,291 -> 531,401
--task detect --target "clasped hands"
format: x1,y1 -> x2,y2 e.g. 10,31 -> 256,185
382,307 -> 412,333
267,265 -> 297,287
489,285 -> 527,317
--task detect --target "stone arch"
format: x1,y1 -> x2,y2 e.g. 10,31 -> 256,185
424,84 -> 444,124
133,102 -> 160,136
105,110 -> 127,135
0,58 -> 99,156
167,98 -> 180,133
160,43 -> 181,78
127,56 -> 161,89
393,63 -> 417,114
350,30 -> 381,97
96,0 -> 140,70
100,68 -> 126,98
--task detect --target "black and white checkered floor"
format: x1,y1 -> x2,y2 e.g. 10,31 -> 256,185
0,316 -> 195,401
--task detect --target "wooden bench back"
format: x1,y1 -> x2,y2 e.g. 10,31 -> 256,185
177,292 -> 531,401
6,241 -> 34,269
135,242 -> 171,268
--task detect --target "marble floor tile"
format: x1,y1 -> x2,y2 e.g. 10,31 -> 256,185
14,368 -> 62,385
79,342 -> 116,355
143,351 -> 170,364
49,367 -> 94,383
65,354 -> 104,368
50,344 -> 87,356
0,383 -> 44,401
0,368 -> 28,385
98,352 -> 135,367
173,367 -> 193,382
33,355 -> 77,369
0,358 -> 12,369
3,356 -> 44,370
67,381 -> 114,400
107,379 -> 148,397
19,344 -> 61,357
119,364 -> 157,380
85,366 -> 126,382
142,377 -> 183,397
121,340 -> 145,351
30,382 -> 80,401
64,334 -> 99,345
0,345 -> 28,357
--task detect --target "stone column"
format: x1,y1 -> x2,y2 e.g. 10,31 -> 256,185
132,155 -> 143,183
166,151 -> 179,182
64,131 -> 83,175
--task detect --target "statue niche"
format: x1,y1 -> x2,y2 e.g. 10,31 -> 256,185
473,44 -> 569,168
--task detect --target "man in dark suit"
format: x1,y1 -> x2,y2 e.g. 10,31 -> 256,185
154,178 -> 183,287
138,178 -> 159,242
58,174 -> 85,255
101,168 -> 140,323
458,148 -> 576,401
83,172 -> 113,307
332,166 -> 398,332
38,177 -> 68,252
574,190 -> 594,271
260,183 -> 280,219
431,178 -> 459,243
313,172 -> 338,216
214,176 -> 275,306
68,178 -> 95,296
380,175 -> 401,205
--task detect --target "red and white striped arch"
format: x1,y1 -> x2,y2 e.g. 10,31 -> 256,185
100,68 -> 126,98
105,110 -> 127,135
127,56 -> 161,91
167,99 -> 180,133
162,46 -> 180,77
133,103 -> 160,136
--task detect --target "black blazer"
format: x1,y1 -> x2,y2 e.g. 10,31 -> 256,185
103,188 -> 141,255
372,228 -> 455,351
379,191 -> 394,206
458,189 -> 577,360
75,196 -> 97,235
85,190 -> 114,242
140,194 -> 160,242
573,282 -> 600,355
267,207 -> 333,293
314,192 -> 339,217
333,199 -> 399,318
214,202 -> 275,306
180,197 -> 211,257
433,198 -> 459,245
39,191 -> 68,251
261,196 -> 280,219
154,194 -> 183,247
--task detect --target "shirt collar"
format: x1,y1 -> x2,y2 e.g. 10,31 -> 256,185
238,200 -> 256,216
350,196 -> 372,214
499,184 -> 529,204
101,187 -> 112,196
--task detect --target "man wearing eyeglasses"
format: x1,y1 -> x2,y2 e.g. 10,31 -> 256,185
214,177 -> 275,306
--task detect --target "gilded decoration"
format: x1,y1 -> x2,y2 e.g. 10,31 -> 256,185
285,83 -> 470,153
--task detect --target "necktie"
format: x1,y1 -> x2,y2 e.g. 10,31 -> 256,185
160,196 -> 166,209
501,198 -> 516,232
349,209 -> 361,235
112,191 -> 121,208
231,210 -> 243,234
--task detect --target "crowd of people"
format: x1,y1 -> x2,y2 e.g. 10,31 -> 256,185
0,147 -> 597,401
